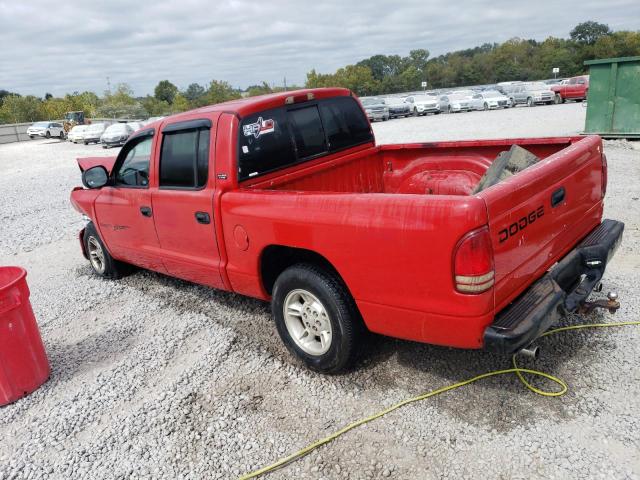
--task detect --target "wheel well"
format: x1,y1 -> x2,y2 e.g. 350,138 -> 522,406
260,245 -> 343,296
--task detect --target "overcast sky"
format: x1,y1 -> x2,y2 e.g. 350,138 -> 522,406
1,0 -> 638,97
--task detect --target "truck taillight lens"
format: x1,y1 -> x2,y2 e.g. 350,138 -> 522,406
601,153 -> 608,199
453,226 -> 495,294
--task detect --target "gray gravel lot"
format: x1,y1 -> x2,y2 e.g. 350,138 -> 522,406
0,103 -> 639,480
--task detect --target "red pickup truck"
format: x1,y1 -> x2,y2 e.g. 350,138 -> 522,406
552,75 -> 589,103
71,88 -> 623,372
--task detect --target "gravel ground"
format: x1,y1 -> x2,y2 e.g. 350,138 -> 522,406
0,103 -> 639,480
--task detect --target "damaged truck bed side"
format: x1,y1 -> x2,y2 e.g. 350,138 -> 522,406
70,88 -> 623,372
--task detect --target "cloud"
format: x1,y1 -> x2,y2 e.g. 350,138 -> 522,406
0,0 -> 638,96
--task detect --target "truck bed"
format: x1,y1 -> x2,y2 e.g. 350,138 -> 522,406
244,137 -> 575,196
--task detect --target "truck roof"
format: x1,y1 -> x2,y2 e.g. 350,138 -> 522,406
149,88 -> 353,129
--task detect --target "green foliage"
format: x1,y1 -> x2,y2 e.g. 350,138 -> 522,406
154,80 -> 179,104
183,83 -> 207,106
0,95 -> 43,123
97,83 -> 145,118
206,80 -> 241,104
570,21 -> 612,45
306,23 -> 639,94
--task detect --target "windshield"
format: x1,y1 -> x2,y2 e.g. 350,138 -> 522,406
361,98 -> 383,106
88,123 -> 105,132
385,98 -> 405,105
413,95 -> 435,102
70,125 -> 87,133
449,94 -> 468,100
33,122 -> 49,127
483,90 -> 503,97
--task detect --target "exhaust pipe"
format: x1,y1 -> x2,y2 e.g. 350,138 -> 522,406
518,345 -> 540,360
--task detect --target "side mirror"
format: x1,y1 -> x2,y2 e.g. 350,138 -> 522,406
82,165 -> 109,189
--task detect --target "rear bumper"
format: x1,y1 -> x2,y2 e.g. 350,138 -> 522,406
483,219 -> 624,354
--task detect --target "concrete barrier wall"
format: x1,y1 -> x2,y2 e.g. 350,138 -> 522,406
0,123 -> 31,144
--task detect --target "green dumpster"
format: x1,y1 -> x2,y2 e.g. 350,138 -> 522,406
584,56 -> 640,139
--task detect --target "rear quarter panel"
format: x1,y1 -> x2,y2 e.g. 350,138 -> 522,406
220,190 -> 492,346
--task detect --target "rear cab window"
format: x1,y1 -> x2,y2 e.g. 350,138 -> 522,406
238,95 -> 372,181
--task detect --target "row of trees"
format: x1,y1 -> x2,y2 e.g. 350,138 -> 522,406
2,21 -> 638,124
305,22 -> 640,96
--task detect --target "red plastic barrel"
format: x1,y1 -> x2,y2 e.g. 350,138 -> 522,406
0,267 -> 50,406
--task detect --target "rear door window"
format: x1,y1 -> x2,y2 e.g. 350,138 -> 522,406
318,96 -> 372,151
237,96 -> 373,181
238,107 -> 296,180
160,127 -> 210,189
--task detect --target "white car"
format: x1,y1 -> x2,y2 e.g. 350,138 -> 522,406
470,90 -> 511,110
67,125 -> 89,143
83,123 -> 110,145
404,94 -> 440,115
26,121 -> 65,139
100,123 -> 134,148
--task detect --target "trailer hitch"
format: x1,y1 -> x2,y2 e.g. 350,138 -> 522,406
579,291 -> 620,315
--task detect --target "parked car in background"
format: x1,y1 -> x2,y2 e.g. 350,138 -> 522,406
384,97 -> 412,118
126,121 -> 143,132
100,123 -> 134,148
438,93 -> 472,113
495,82 -> 522,96
552,75 -> 589,103
27,121 -> 65,139
509,82 -> 555,107
470,90 -> 511,110
360,97 -> 389,121
83,123 -> 109,145
544,78 -> 567,86
68,125 -> 89,143
404,94 -> 440,115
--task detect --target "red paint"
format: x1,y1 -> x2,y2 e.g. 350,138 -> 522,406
70,88 -> 607,349
552,75 -> 589,101
0,267 -> 50,406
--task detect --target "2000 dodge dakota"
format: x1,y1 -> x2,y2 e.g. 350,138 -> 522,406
71,88 -> 623,372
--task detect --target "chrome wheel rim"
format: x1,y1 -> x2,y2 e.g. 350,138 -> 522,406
87,236 -> 106,274
283,289 -> 332,356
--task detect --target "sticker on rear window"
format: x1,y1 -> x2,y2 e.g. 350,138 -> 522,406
243,117 -> 275,139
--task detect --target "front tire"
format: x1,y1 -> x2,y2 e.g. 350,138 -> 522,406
272,264 -> 362,373
83,222 -> 128,279
483,102 -> 489,111
527,97 -> 534,107
555,94 -> 564,104
45,131 -> 51,139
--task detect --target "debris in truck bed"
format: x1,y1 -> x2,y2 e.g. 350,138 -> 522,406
473,144 -> 540,193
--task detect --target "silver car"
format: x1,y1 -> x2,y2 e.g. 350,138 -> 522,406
509,82 -> 555,107
360,97 -> 390,122
438,93 -> 472,113
384,97 -> 412,118
83,123 -> 110,145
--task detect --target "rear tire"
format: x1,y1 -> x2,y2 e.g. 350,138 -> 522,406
83,222 -> 129,279
59,131 -> 64,140
527,97 -> 534,107
483,102 -> 489,111
272,264 -> 362,373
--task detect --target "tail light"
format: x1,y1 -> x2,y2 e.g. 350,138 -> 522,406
601,153 -> 608,199
453,226 -> 495,294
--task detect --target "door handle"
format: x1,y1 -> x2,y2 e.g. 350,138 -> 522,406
140,206 -> 153,217
551,187 -> 565,207
195,211 -> 210,224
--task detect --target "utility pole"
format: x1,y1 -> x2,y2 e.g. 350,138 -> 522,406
283,76 -> 287,91
106,76 -> 112,95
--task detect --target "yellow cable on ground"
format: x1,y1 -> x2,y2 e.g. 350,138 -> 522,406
239,321 -> 640,480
